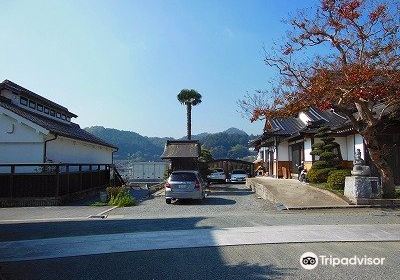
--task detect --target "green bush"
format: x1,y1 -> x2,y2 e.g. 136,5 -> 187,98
108,188 -> 136,207
327,169 -> 351,190
307,167 -> 336,183
106,186 -> 124,199
311,161 -> 329,169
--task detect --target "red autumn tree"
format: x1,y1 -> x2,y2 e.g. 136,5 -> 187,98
239,0 -> 400,197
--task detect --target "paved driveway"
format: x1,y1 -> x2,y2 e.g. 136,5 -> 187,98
248,177 -> 349,209
108,183 -> 275,219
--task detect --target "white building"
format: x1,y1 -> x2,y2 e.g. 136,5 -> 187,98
0,80 -> 116,167
251,107 -> 367,178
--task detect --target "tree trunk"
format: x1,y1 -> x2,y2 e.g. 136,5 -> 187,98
186,102 -> 192,140
361,126 -> 395,198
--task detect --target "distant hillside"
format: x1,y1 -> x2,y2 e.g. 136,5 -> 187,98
85,126 -> 258,161
223,127 -> 248,136
85,126 -> 166,161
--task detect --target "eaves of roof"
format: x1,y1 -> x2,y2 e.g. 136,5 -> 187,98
0,79 -> 78,118
0,98 -> 117,149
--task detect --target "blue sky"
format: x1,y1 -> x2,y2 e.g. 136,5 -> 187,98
0,0 -> 319,137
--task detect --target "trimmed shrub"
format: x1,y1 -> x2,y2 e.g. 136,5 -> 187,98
310,126 -> 341,168
307,167 -> 336,183
311,161 -> 329,169
327,169 -> 351,190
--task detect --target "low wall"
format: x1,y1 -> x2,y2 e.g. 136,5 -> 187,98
246,179 -> 279,204
0,188 -> 102,207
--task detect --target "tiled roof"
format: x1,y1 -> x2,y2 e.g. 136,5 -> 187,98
270,117 -> 307,135
161,140 -> 200,159
257,107 -> 349,145
0,97 -> 116,149
314,108 -> 348,129
0,80 -> 77,118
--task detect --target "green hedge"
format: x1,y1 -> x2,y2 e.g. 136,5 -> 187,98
307,167 -> 336,183
327,169 -> 351,190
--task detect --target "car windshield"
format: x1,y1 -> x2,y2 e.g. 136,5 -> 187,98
231,170 -> 246,174
170,172 -> 197,181
213,169 -> 223,173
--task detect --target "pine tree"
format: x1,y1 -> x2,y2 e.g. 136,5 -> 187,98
307,126 -> 341,183
310,126 -> 340,169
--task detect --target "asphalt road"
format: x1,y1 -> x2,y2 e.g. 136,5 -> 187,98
1,184 -> 399,242
1,183 -> 400,279
1,242 -> 398,280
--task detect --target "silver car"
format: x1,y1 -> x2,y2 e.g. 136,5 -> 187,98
228,169 -> 248,183
165,171 -> 206,204
207,168 -> 226,183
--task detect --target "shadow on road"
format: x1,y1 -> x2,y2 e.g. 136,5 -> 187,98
172,197 -> 236,206
0,217 -> 212,242
0,246 -> 291,280
206,185 -> 254,197
208,191 -> 253,196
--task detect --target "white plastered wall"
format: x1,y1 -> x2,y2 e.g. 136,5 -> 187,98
46,136 -> 114,170
304,138 -> 313,162
0,113 -> 45,164
277,141 -> 289,161
354,134 -> 365,159
333,137 -> 347,160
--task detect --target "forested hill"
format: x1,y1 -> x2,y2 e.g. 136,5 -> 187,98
85,126 -> 258,161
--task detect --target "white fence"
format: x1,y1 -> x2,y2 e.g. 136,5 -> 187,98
115,160 -> 168,182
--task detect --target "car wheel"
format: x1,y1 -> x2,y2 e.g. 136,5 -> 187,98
166,198 -> 172,204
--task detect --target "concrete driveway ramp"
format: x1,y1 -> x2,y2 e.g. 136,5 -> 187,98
247,177 -> 349,209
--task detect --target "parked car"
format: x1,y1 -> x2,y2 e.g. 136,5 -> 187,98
227,169 -> 248,183
165,170 -> 206,204
207,168 -> 226,183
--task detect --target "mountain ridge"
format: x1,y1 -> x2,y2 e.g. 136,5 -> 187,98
85,126 -> 258,161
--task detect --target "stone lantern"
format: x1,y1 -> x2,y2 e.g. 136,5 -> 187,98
344,149 -> 381,204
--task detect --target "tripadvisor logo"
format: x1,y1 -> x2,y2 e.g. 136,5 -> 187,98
300,252 -> 385,270
300,252 -> 318,270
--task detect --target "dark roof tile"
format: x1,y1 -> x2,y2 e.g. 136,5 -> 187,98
0,98 -> 116,149
261,107 -> 349,141
161,140 -> 200,159
1,80 -> 77,117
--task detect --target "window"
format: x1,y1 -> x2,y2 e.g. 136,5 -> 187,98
333,146 -> 343,161
20,97 -> 28,106
56,112 -> 61,118
37,104 -> 43,112
66,116 -> 71,122
231,170 -> 246,174
61,114 -> 66,120
170,172 -> 197,181
44,107 -> 49,114
29,101 -> 36,109
213,168 -> 224,173
50,109 -> 55,116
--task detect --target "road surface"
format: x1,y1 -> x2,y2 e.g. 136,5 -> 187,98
0,183 -> 399,279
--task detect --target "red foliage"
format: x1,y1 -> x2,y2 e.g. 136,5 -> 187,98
241,0 -> 400,123
338,0 -> 362,20
369,4 -> 386,21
